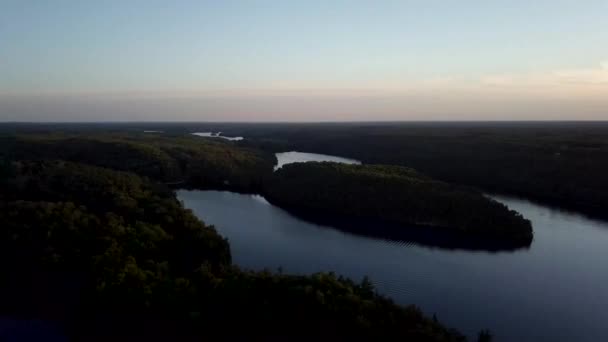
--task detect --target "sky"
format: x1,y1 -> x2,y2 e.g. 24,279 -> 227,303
1,0 -> 607,121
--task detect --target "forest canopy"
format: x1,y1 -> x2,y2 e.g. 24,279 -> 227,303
0,133 -> 275,192
0,156 -> 466,340
227,122 -> 608,221
265,162 -> 533,250
0,131 -> 536,251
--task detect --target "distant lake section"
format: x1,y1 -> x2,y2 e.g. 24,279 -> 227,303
274,151 -> 361,170
192,132 -> 244,141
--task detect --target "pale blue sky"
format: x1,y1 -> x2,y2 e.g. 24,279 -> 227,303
1,1 -> 607,121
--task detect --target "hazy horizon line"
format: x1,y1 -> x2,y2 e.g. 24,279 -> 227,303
2,119 -> 607,124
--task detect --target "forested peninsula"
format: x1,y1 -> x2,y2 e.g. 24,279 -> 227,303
0,158 -> 466,341
266,162 -> 533,250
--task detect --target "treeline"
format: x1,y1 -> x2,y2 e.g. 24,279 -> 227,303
0,133 -> 275,192
265,162 -> 533,250
230,122 -> 608,220
0,159 -> 466,341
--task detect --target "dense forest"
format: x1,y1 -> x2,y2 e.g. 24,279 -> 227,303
265,162 -> 533,250
0,133 -> 275,192
229,122 -> 608,220
48,121 -> 608,222
84,121 -> 603,221
5,122 -> 606,222
1,131 -> 536,250
0,157 -> 467,340
6,125 -> 582,339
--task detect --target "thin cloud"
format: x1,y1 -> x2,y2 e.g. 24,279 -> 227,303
480,61 -> 608,87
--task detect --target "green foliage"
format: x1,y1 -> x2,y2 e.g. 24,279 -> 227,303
0,158 -> 465,341
233,122 -> 608,220
266,162 -> 533,249
0,133 -> 275,192
185,268 -> 466,341
0,161 -> 231,316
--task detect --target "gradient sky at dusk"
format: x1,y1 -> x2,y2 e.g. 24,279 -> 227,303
1,0 -> 607,121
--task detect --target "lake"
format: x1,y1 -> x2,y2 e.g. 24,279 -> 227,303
274,151 -> 360,170
178,190 -> 608,341
192,132 -> 244,141
177,153 -> 608,341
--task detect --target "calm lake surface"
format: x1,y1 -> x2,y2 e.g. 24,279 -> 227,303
179,190 -> 608,342
274,151 -> 361,170
178,152 -> 608,341
191,132 -> 244,141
